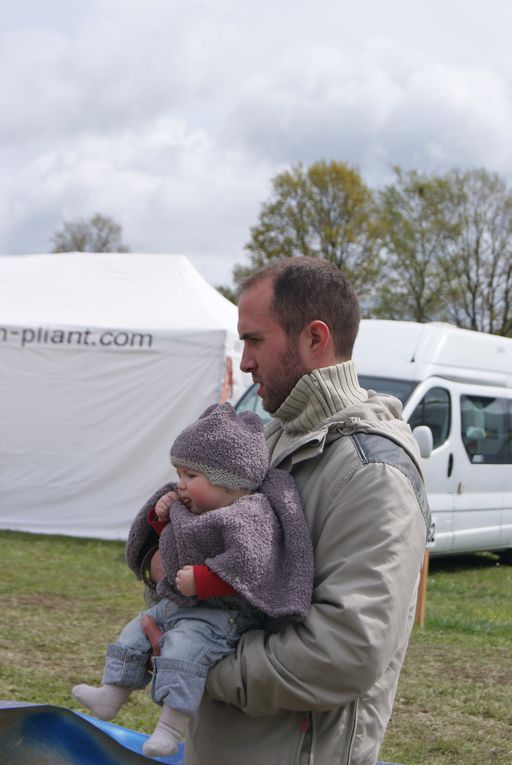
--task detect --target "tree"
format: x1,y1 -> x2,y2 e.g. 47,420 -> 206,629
444,168 -> 512,337
373,167 -> 459,322
51,213 -> 130,253
215,284 -> 237,304
236,161 -> 381,297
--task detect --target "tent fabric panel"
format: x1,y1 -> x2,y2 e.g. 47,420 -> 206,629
0,253 -> 238,331
0,342 -> 226,540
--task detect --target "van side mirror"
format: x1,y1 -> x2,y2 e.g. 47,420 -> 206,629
413,425 -> 433,458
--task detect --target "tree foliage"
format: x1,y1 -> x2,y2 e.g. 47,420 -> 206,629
373,167 -> 459,322
232,160 -> 512,337
215,284 -> 237,304
238,161 -> 381,297
51,213 -> 130,253
444,168 -> 512,336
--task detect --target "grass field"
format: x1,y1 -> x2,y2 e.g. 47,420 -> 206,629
1,530 -> 511,764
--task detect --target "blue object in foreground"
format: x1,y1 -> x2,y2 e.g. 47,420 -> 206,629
0,702 -> 400,764
0,703 -> 183,764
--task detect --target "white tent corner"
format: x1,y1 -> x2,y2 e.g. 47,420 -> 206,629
0,253 -> 249,540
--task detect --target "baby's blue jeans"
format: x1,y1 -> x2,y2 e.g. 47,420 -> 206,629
102,598 -> 263,716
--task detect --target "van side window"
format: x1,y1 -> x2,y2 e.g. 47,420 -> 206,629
408,387 -> 451,449
461,395 -> 512,464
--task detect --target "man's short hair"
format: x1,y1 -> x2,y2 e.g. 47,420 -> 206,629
239,257 -> 361,359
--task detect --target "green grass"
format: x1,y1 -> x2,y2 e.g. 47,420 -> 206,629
1,531 -> 511,764
380,553 -> 512,765
0,531 -> 155,732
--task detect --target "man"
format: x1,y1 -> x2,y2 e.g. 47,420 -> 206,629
161,257 -> 428,764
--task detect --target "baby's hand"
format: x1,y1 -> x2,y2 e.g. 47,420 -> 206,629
176,565 -> 196,596
155,491 -> 178,521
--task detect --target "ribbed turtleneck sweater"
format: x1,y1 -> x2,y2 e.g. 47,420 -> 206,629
273,361 -> 367,432
268,361 -> 367,465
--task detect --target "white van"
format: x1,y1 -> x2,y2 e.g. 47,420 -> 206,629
235,320 -> 512,561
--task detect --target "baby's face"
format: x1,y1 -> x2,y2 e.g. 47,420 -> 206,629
175,466 -> 244,514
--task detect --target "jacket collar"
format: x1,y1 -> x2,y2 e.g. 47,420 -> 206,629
273,361 -> 367,433
266,362 -> 367,467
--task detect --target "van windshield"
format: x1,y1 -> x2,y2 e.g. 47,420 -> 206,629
236,376 -> 417,423
358,376 -> 416,404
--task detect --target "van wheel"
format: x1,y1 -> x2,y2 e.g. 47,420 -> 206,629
499,549 -> 512,565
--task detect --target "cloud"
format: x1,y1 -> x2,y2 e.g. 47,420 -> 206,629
0,114 -> 272,283
2,0 -> 512,285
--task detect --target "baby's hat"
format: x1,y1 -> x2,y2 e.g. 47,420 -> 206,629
170,403 -> 269,491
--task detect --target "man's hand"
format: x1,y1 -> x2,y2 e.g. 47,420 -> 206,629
176,565 -> 196,596
141,614 -> 164,657
154,491 -> 178,522
141,614 -> 164,670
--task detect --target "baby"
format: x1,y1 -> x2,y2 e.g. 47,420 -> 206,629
72,403 -> 313,757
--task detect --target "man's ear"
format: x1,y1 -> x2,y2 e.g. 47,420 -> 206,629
299,320 -> 336,365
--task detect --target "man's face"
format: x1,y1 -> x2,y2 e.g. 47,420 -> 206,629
238,277 -> 309,413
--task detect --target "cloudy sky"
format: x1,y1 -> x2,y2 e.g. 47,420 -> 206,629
3,0 -> 512,286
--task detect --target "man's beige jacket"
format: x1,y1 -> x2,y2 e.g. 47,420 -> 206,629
186,363 -> 429,765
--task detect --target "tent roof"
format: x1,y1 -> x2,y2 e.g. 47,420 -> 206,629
0,253 -> 237,331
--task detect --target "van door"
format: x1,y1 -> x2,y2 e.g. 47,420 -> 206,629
453,385 -> 509,553
499,397 -> 512,552
403,379 -> 457,553
405,379 -> 506,555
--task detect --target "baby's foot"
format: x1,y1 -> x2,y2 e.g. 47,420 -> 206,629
142,706 -> 190,757
143,727 -> 180,757
72,683 -> 130,720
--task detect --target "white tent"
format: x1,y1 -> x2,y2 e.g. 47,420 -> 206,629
0,253 -> 249,539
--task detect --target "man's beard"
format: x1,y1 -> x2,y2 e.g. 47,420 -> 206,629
262,342 -> 307,414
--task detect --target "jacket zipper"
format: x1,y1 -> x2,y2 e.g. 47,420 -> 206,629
293,712 -> 312,765
307,711 -> 314,765
343,699 -> 359,765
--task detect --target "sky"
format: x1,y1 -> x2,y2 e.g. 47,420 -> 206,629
2,0 -> 512,287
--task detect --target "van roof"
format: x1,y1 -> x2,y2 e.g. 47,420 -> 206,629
353,320 -> 512,388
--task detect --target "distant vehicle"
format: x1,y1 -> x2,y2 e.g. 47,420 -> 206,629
235,383 -> 272,422
235,320 -> 512,562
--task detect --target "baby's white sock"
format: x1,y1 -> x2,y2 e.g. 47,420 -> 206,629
143,706 -> 190,757
72,683 -> 131,720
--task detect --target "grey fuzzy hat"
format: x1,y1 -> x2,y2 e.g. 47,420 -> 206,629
170,403 -> 269,491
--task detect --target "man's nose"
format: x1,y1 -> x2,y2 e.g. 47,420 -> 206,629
240,345 -> 254,373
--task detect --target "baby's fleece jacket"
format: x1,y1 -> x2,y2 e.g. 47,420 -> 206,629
146,507 -> 235,598
125,468 -> 314,621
